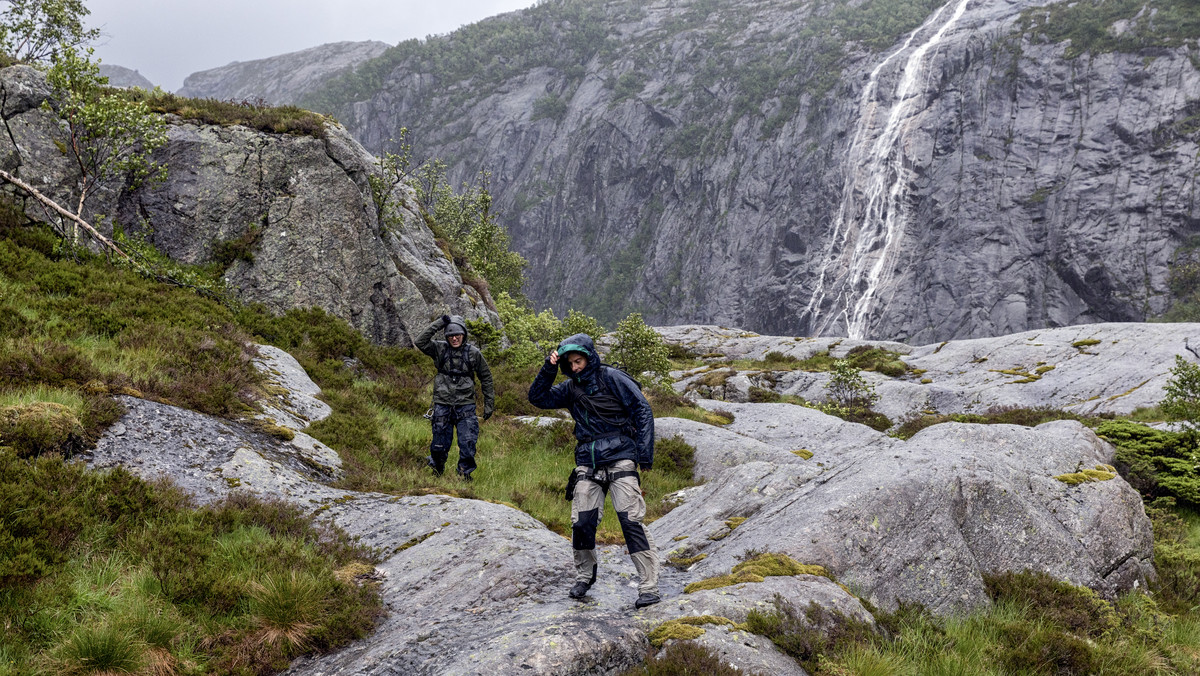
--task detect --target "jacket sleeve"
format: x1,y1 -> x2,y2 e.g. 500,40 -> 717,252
414,320 -> 442,360
609,370 -> 655,468
527,359 -> 570,410
475,349 -> 495,411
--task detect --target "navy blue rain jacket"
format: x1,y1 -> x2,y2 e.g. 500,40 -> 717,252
527,333 -> 655,469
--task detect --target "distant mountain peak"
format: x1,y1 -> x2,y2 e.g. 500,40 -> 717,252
177,40 -> 390,104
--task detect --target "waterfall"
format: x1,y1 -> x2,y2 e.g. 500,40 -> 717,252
803,0 -> 972,339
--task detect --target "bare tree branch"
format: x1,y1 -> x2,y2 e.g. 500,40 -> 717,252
0,166 -> 130,261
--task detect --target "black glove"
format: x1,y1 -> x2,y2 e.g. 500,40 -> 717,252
483,406 -> 494,421
441,314 -> 451,326
639,463 -> 652,472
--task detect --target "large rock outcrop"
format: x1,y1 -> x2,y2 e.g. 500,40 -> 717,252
83,323 -> 1166,673
178,41 -> 390,105
664,322 -> 1200,422
655,406 -> 1152,615
282,0 -> 1200,342
0,64 -> 490,346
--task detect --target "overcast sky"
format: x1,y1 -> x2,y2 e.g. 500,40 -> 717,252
85,0 -> 539,92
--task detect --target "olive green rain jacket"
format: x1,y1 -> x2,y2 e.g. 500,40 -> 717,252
415,317 -> 495,415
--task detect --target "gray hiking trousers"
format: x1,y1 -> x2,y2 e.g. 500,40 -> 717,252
570,459 -> 660,595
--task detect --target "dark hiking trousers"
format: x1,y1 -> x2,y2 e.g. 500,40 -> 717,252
428,403 -> 479,477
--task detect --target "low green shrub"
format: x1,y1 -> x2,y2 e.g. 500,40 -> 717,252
1096,419 -> 1200,506
124,89 -> 329,138
0,401 -> 86,458
744,595 -> 877,673
844,345 -> 909,376
1147,499 -> 1200,615
653,434 -> 696,480
620,641 -> 751,675
983,570 -> 1118,638
894,406 -> 1085,440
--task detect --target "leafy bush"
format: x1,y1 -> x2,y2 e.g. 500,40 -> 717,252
531,94 -> 568,121
608,313 -> 671,385
492,291 -> 567,368
1162,355 -> 1200,435
824,359 -> 878,409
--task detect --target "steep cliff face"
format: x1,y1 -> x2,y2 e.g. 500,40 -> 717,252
178,41 -> 390,105
300,0 -> 1200,342
0,65 -> 491,346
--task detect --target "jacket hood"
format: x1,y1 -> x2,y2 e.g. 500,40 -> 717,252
557,333 -> 600,378
445,315 -> 467,338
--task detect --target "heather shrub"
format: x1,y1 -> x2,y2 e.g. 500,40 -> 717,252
744,595 -> 878,673
0,401 -> 86,457
983,570 -> 1117,638
620,642 -> 750,675
652,434 -> 696,481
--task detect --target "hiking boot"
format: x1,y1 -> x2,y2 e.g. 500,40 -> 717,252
426,456 -> 444,476
634,592 -> 661,609
568,581 -> 591,600
457,470 -> 473,482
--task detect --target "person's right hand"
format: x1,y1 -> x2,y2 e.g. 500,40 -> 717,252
548,350 -> 558,365
441,314 -> 451,326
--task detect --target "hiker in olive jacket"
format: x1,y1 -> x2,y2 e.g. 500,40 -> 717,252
415,314 -> 494,480
527,333 -> 660,609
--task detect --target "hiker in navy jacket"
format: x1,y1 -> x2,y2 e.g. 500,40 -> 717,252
527,333 -> 660,608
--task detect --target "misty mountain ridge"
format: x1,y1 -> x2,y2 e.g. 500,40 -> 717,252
178,0 -> 1200,344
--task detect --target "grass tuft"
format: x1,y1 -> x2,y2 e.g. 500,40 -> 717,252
248,571 -> 326,649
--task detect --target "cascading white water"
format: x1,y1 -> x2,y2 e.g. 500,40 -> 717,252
803,0 -> 972,339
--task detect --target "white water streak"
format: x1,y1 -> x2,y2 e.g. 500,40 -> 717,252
804,0 -> 971,339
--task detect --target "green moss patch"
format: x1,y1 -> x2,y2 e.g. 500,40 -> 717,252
667,552 -> 708,568
684,553 -> 829,593
648,615 -> 735,647
1055,464 -> 1118,485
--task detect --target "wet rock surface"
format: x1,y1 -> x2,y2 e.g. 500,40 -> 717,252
664,322 -> 1200,418
85,324 -> 1166,673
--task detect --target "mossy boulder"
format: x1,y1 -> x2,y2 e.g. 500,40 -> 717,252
0,402 -> 86,458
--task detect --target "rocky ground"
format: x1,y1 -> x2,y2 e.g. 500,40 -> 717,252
82,322 -> 1191,675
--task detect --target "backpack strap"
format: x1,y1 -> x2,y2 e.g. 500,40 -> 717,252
437,345 -> 473,377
